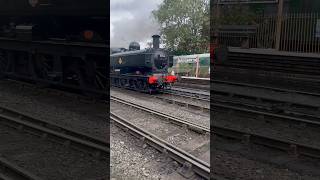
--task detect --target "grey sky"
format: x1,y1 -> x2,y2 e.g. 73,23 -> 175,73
110,0 -> 163,49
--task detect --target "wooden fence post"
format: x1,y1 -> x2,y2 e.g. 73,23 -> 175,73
275,0 -> 284,50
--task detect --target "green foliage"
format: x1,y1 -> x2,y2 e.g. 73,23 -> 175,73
152,0 -> 209,55
211,3 -> 260,27
220,5 -> 256,25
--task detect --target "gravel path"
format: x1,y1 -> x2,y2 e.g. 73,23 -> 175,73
111,89 -> 209,127
0,80 -> 108,139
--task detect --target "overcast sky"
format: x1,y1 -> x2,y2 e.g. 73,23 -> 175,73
110,0 -> 163,49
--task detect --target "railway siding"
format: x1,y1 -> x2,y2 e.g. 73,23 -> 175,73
0,115 -> 108,179
110,90 -> 210,179
111,113 -> 210,179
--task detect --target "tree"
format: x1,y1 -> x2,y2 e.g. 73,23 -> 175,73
152,0 -> 209,55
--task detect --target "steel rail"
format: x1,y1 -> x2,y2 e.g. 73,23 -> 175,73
165,90 -> 210,102
211,79 -> 320,98
110,112 -> 210,179
212,124 -> 320,158
166,88 -> 210,102
212,101 -> 320,128
110,87 -> 209,112
152,95 -> 210,113
174,82 -> 210,91
213,67 -> 320,89
171,87 -> 210,97
0,156 -> 41,180
211,80 -> 320,111
213,95 -> 320,120
223,97 -> 318,120
224,57 -> 320,68
0,106 -> 109,158
216,62 -> 320,75
2,73 -> 107,97
5,79 -> 105,103
110,95 -> 210,133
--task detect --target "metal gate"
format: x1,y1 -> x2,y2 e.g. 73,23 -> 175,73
217,13 -> 320,53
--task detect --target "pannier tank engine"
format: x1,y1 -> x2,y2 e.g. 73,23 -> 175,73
110,35 -> 177,92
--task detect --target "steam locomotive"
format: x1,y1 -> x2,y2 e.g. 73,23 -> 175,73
0,0 -> 107,42
110,35 -> 177,93
0,0 -> 108,96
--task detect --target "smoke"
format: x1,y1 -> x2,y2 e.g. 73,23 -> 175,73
110,0 -> 163,49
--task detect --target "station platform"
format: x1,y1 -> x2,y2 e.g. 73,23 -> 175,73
228,47 -> 320,58
181,76 -> 210,81
174,76 -> 210,90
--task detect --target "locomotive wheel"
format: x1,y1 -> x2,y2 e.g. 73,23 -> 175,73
137,80 -> 147,92
63,61 -> 79,86
114,78 -> 120,87
120,78 -> 126,88
133,80 -> 138,90
77,59 -> 106,96
33,54 -> 52,88
129,79 -> 134,89
149,88 -> 153,95
34,54 -> 50,79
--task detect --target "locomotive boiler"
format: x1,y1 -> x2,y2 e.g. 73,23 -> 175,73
110,35 -> 177,93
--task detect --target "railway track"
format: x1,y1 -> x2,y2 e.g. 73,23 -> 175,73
216,61 -> 320,75
212,123 -> 320,158
212,84 -> 320,159
0,79 -> 107,108
212,79 -> 320,98
174,77 -> 210,90
152,94 -> 210,113
111,95 -> 209,133
0,105 -> 109,179
212,80 -> 320,119
0,78 -> 110,179
217,49 -> 320,76
0,156 -> 41,180
110,95 -> 210,179
110,87 -> 209,119
213,100 -> 320,128
0,105 -> 109,158
212,79 -> 320,159
166,87 -> 210,102
213,65 -> 320,93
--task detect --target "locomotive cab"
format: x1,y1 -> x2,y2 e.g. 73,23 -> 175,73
152,50 -> 168,72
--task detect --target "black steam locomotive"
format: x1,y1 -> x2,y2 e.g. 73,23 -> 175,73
0,0 -> 107,42
0,0 -> 107,96
110,35 -> 177,93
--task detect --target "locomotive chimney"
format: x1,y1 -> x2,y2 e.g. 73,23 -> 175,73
152,35 -> 160,49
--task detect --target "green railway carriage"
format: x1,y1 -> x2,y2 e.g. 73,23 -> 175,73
171,53 -> 210,78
